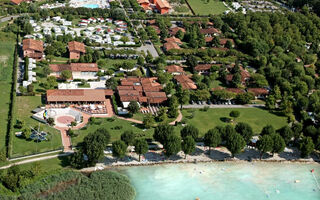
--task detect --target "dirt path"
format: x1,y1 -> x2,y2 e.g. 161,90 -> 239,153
169,110 -> 182,125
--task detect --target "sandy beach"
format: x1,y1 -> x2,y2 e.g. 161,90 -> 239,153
82,146 -> 320,171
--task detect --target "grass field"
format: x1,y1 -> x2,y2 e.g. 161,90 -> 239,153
187,0 -> 228,15
182,108 -> 288,136
0,36 -> 15,152
11,96 -> 62,158
72,117 -> 154,146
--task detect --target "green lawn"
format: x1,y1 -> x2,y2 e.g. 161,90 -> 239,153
182,108 -> 288,135
187,0 -> 228,15
72,117 -> 154,146
99,58 -> 137,71
11,96 -> 62,158
0,36 -> 15,151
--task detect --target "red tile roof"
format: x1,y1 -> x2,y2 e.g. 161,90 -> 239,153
166,65 -> 184,73
47,89 -> 112,102
200,28 -> 221,35
169,27 -> 185,36
68,41 -> 86,53
151,25 -> 161,34
164,37 -> 182,45
163,42 -> 181,51
247,88 -> 269,96
220,38 -> 235,46
156,0 -> 171,8
205,37 -> 213,43
174,75 -> 197,90
49,63 -> 98,72
194,64 -> 215,72
23,39 -> 44,52
226,88 -> 245,94
11,0 -> 24,5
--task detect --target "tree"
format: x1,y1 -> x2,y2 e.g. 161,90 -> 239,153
120,36 -> 129,43
128,101 -> 139,114
163,134 -> 181,158
82,129 -> 110,166
143,113 -> 155,129
121,130 -> 135,146
47,76 -> 56,88
70,149 -> 86,169
180,125 -> 199,140
27,84 -> 34,93
256,135 -> 273,159
61,70 -> 72,80
137,56 -> 145,65
112,140 -> 127,160
156,107 -> 168,122
226,133 -> 246,157
235,93 -> 254,104
277,126 -> 293,145
31,162 -> 42,176
271,133 -> 285,155
229,110 -> 240,122
134,139 -> 149,162
299,137 -> 315,158
22,128 -> 31,139
112,8 -> 126,20
177,89 -> 190,109
145,51 -> 153,63
181,136 -> 195,159
105,77 -> 118,90
204,128 -> 221,155
235,122 -> 253,144
43,66 -> 51,76
153,124 -> 174,145
265,95 -> 276,110
261,125 -> 275,136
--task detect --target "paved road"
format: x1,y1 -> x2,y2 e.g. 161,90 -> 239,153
0,152 -> 72,170
0,15 -> 20,23
182,104 -> 265,109
137,43 -> 159,58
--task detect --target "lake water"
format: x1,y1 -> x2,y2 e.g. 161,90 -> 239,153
120,162 -> 320,200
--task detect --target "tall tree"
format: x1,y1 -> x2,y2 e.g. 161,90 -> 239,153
128,101 -> 140,114
134,139 -> 149,162
235,122 -> 253,144
270,133 -> 286,155
256,135 -> 274,159
112,140 -> 127,160
204,128 -> 221,155
153,124 -> 175,145
163,135 -> 181,158
143,113 -> 155,129
121,130 -> 135,146
299,137 -> 315,158
181,136 -> 196,159
277,126 -> 293,145
180,125 -> 199,140
226,133 -> 246,157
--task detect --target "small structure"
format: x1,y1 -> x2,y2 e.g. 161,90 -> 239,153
68,41 -> 86,60
156,0 -> 171,14
22,39 -> 44,60
166,65 -> 184,75
247,88 -> 269,99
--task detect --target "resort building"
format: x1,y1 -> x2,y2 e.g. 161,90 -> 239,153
10,0 -> 30,5
247,88 -> 269,99
68,41 -> 86,60
22,39 -> 44,60
226,66 -> 251,86
169,27 -> 186,36
46,89 -> 113,105
137,0 -> 151,10
200,28 -> 221,36
174,75 -> 197,90
49,63 -> 99,80
117,77 -> 167,108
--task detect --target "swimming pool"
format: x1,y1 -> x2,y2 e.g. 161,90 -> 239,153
83,4 -> 99,8
120,162 -> 320,200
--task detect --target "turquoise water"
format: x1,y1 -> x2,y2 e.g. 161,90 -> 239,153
121,162 -> 320,200
83,4 -> 99,8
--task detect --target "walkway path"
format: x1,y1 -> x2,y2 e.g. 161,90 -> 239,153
0,152 -> 72,170
116,116 -> 143,124
169,110 -> 182,125
182,104 -> 265,109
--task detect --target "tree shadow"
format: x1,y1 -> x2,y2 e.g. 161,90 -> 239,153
36,88 -> 46,93
193,146 -> 205,156
208,149 -> 230,160
58,154 -> 71,167
220,117 -> 231,123
278,147 -> 301,160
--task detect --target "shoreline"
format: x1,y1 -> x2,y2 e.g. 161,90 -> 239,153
82,146 -> 320,172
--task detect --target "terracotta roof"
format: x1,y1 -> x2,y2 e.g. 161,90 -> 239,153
11,0 -> 24,5
226,88 -> 245,94
205,37 -> 213,43
151,25 -> 161,34
50,63 -> 98,72
220,38 -> 235,46
68,41 -> 86,53
195,64 -> 212,71
169,27 -> 186,36
174,75 -> 197,90
226,67 -> 250,83
145,92 -> 167,104
164,37 -> 182,45
164,42 -> 181,51
247,88 -> 269,96
47,89 -> 109,102
117,85 -> 134,90
23,39 -> 44,52
138,0 -> 149,4
200,28 -> 221,35
166,65 -> 184,73
212,47 -> 228,51
156,0 -> 171,8
148,19 -> 156,25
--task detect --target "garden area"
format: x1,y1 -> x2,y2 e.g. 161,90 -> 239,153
187,0 -> 228,15
71,117 -> 154,146
11,96 -> 62,158
181,108 -> 288,136
0,35 -> 15,152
